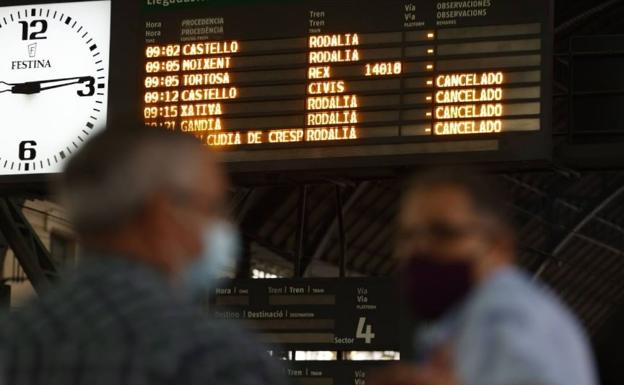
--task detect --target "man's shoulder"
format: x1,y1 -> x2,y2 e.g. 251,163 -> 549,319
467,268 -> 581,331
474,269 -> 559,308
458,270 -> 598,385
0,292 -> 275,369
0,266 -> 242,349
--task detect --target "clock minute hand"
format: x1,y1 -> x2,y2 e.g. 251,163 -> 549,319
9,76 -> 91,94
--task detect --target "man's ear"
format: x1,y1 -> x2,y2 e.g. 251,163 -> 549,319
139,192 -> 197,274
142,192 -> 174,229
157,192 -> 205,259
490,224 -> 517,261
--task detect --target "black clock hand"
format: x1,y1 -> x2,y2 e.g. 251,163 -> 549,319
0,81 -> 12,94
2,76 -> 93,95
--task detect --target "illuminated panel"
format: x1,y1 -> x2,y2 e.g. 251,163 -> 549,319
143,39 -> 241,146
305,34 -> 361,145
432,72 -> 505,136
139,0 -> 551,170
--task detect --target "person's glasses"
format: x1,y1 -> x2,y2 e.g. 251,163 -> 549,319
400,222 -> 478,242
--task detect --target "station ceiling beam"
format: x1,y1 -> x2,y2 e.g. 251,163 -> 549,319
535,184 -> 624,278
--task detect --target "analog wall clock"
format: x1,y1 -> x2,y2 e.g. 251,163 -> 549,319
0,0 -> 110,176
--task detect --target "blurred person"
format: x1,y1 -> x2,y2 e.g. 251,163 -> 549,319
371,168 -> 597,385
0,127 -> 286,385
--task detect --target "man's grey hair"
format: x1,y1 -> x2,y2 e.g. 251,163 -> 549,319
59,127 -> 206,236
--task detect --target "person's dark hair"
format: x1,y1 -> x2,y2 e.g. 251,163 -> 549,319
403,167 -> 514,236
59,126 -> 205,236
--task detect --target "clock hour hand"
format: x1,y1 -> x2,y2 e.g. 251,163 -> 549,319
0,81 -> 13,94
2,76 -> 93,95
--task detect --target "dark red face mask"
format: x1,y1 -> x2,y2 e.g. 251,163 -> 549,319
400,256 -> 473,321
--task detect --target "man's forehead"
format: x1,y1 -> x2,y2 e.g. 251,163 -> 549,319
400,185 -> 476,220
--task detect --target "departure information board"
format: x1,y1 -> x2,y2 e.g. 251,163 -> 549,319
140,0 -> 552,172
209,278 -> 400,350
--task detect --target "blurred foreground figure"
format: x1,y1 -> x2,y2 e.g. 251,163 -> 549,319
372,168 -> 597,385
0,127 -> 285,385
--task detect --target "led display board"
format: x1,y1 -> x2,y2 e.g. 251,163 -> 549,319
209,278 -> 401,350
0,0 -> 110,177
140,0 -> 553,172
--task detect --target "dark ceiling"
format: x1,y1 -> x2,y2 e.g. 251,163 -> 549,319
554,0 -> 624,40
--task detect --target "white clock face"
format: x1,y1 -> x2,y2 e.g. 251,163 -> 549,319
0,0 -> 110,175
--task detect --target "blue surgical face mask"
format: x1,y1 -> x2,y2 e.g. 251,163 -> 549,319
181,220 -> 241,300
